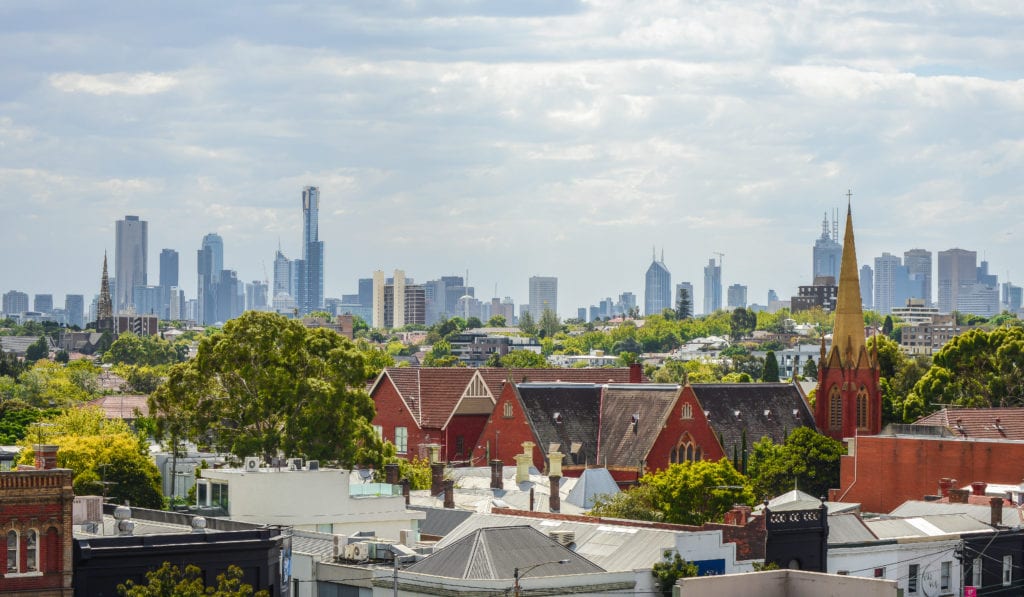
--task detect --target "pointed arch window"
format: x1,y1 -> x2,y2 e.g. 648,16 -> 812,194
856,385 -> 869,429
670,433 -> 701,464
828,385 -> 842,430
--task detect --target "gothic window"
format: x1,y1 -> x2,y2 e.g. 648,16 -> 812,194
856,386 -> 869,429
682,403 -> 693,419
671,434 -> 698,464
7,530 -> 17,573
828,385 -> 842,430
25,529 -> 37,572
503,402 -> 513,418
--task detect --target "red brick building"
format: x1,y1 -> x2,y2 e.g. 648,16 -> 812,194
0,445 -> 74,597
829,431 -> 1024,513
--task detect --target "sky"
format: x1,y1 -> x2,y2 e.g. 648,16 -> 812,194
2,1 -> 1023,318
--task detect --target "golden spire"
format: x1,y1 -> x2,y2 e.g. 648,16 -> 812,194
98,252 -> 113,321
830,193 -> 866,367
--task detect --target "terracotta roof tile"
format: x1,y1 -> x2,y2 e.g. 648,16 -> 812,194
83,395 -> 150,419
915,407 -> 1024,440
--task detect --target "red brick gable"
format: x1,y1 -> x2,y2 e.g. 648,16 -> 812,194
645,385 -> 725,473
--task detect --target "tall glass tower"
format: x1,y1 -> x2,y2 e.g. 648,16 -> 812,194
300,186 -> 323,314
644,249 -> 672,316
114,215 -> 148,313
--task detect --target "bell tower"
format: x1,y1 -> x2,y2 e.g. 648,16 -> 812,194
814,194 -> 882,440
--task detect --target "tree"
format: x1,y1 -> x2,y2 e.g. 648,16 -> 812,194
910,327 -> 1024,411
539,309 -> 561,337
729,308 -> 757,341
25,336 -> 49,363
518,311 -> 537,336
486,315 -> 507,327
652,551 -> 698,597
0,350 -> 25,378
676,288 -> 693,320
498,350 -> 550,368
150,311 -> 382,466
652,360 -> 689,385
422,339 -> 461,368
118,562 -> 269,597
54,350 -> 70,364
746,427 -> 845,500
104,333 -> 179,366
762,351 -> 780,382
465,316 -> 483,329
589,483 -> 664,522
802,357 -> 818,380
882,315 -> 894,337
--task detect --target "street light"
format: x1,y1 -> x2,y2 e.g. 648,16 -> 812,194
513,559 -> 569,596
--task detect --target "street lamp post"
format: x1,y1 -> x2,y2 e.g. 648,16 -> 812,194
512,559 -> 569,597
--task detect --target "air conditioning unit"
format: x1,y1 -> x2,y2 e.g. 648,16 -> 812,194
332,534 -> 348,559
345,542 -> 370,561
307,460 -> 319,471
549,530 -> 575,546
287,458 -> 303,471
400,529 -> 419,547
244,457 -> 260,472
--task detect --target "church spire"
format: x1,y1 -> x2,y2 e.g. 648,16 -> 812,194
98,252 -> 113,322
830,193 -> 866,367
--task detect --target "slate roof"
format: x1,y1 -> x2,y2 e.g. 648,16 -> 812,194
691,383 -> 815,455
434,515 -> 675,572
517,384 -> 603,467
0,336 -> 55,355
408,505 -> 476,537
600,384 -> 680,467
565,468 -> 620,509
478,368 -> 640,398
406,525 -> 603,580
914,407 -> 1024,440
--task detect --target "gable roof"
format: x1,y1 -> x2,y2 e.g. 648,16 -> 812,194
83,395 -> 150,419
691,383 -> 816,453
914,407 -> 1024,440
565,467 -> 620,509
517,383 -> 603,467
478,367 -> 639,398
599,384 -> 681,466
406,525 -> 603,579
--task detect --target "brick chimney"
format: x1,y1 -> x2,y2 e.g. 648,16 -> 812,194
971,481 -> 988,496
938,478 -> 954,498
401,478 -> 410,505
430,462 -> 445,496
723,505 -> 752,526
529,487 -> 535,511
990,496 -> 1003,527
949,488 -> 970,504
549,476 -> 560,513
34,444 -> 59,470
489,460 -> 504,489
515,441 -> 535,484
385,463 -> 400,485
443,479 -> 455,509
548,449 -> 564,478
629,362 -> 642,384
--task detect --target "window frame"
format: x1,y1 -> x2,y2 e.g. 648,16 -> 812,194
395,426 -> 409,454
6,529 -> 18,573
940,560 -> 950,591
908,563 -> 919,594
25,529 -> 38,573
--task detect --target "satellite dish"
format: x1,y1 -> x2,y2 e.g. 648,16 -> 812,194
358,468 -> 374,483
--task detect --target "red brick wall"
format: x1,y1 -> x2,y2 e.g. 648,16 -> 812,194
471,383 -> 544,468
444,415 -> 489,463
830,435 -> 1024,513
0,469 -> 74,596
370,376 -> 425,459
814,361 -> 882,441
645,387 -> 726,473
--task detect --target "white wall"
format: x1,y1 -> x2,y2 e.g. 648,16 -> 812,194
829,538 -> 961,596
677,569 -> 897,597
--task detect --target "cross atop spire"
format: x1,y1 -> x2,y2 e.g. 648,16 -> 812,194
846,189 -> 853,209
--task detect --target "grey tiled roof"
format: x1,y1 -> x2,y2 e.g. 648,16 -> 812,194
691,383 -> 815,456
517,384 -> 602,466
600,385 -> 680,467
406,525 -> 604,580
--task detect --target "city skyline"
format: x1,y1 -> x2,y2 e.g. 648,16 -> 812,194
2,3 -> 1022,315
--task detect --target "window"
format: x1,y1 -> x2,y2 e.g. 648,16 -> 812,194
25,529 -> 37,572
455,436 -> 465,458
874,567 -> 885,578
395,427 -> 408,454
1004,554 -> 1013,587
211,481 -> 229,510
6,530 -> 17,573
908,563 -> 919,593
503,402 -> 513,418
940,561 -> 950,590
372,425 -> 383,438
974,557 -> 983,588
856,386 -> 869,429
671,434 -> 697,464
682,403 -> 693,419
828,386 -> 841,430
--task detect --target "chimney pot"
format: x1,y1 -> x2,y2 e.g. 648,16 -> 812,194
489,460 -> 504,489
430,463 -> 445,496
971,481 -> 988,496
938,478 -> 953,497
629,362 -> 642,384
443,479 -> 455,509
33,444 -> 59,470
385,463 -> 400,485
949,488 -> 970,504
990,496 -> 1003,527
549,476 -> 560,513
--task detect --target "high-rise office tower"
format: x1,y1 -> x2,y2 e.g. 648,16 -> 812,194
873,253 -> 907,315
33,294 -> 53,314
114,215 -> 148,313
644,249 -> 671,316
903,249 -> 932,306
159,249 -> 179,288
860,265 -> 873,310
65,294 -> 84,328
703,257 -> 722,314
2,291 -> 29,315
298,186 -> 324,315
273,248 -> 292,298
812,211 -> 842,281
937,249 -> 977,313
197,233 -> 224,325
726,284 -> 747,309
246,281 -> 269,311
1003,282 -> 1023,312
528,276 -> 558,320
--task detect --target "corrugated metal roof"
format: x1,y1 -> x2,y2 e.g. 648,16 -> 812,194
291,530 -> 336,559
407,525 -> 603,580
565,468 -> 620,509
409,505 -> 475,537
866,514 -> 992,539
435,513 -> 680,572
827,513 -> 877,545
890,500 -> 1024,527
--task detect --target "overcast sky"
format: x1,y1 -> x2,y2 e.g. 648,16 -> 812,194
3,1 -> 1023,317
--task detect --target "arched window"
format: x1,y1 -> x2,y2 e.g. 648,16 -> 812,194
856,386 -> 869,429
671,434 -> 699,464
25,529 -> 38,572
7,530 -> 18,573
828,386 -> 842,430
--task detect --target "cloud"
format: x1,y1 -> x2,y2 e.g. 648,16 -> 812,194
49,71 -> 179,95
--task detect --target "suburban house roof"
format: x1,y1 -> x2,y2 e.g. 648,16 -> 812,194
83,394 -> 150,420
691,383 -> 816,454
914,407 -> 1024,440
599,384 -> 680,467
406,525 -> 604,579
517,383 -> 603,467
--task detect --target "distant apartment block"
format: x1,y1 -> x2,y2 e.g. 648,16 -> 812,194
527,276 -> 558,320
2,290 -> 29,315
890,298 -> 938,325
726,284 -> 747,309
937,248 -> 976,313
114,314 -> 159,336
791,276 -> 837,313
372,270 -> 425,329
899,314 -> 979,355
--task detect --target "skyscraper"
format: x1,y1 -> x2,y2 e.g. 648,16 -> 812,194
65,294 -> 84,328
33,294 -> 53,313
197,233 -> 224,325
937,248 -> 976,313
903,249 -> 932,306
114,215 -> 148,313
812,211 -> 842,281
644,249 -> 671,316
528,276 -> 558,320
298,186 -> 324,314
726,284 -> 747,309
159,249 -> 179,288
859,265 -> 873,310
873,253 -> 908,315
703,257 -> 722,314
2,291 -> 29,315
273,248 -> 292,298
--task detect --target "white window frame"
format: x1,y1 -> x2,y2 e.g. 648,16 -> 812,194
974,556 -> 983,588
1004,554 -> 1013,587
25,529 -> 38,573
6,529 -> 18,573
395,426 -> 408,454
940,560 -> 950,591
908,563 -> 919,594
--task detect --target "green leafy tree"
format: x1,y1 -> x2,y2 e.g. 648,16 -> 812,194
54,350 -> 70,364
882,315 -> 894,337
149,311 -> 382,466
518,311 -> 537,336
802,357 -> 818,380
25,336 -> 50,363
652,360 -> 689,385
123,365 -> 164,394
422,339 -> 462,368
762,351 -> 780,382
0,400 -> 55,444
354,339 -> 395,381
652,551 -> 699,597
729,308 -> 757,341
104,333 -> 179,366
465,316 -> 483,329
539,309 -> 561,337
118,562 -> 269,597
676,289 -> 693,320
746,427 -> 845,500
589,483 -> 664,522
0,350 -> 25,378
486,315 -> 507,327
499,350 -> 550,368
